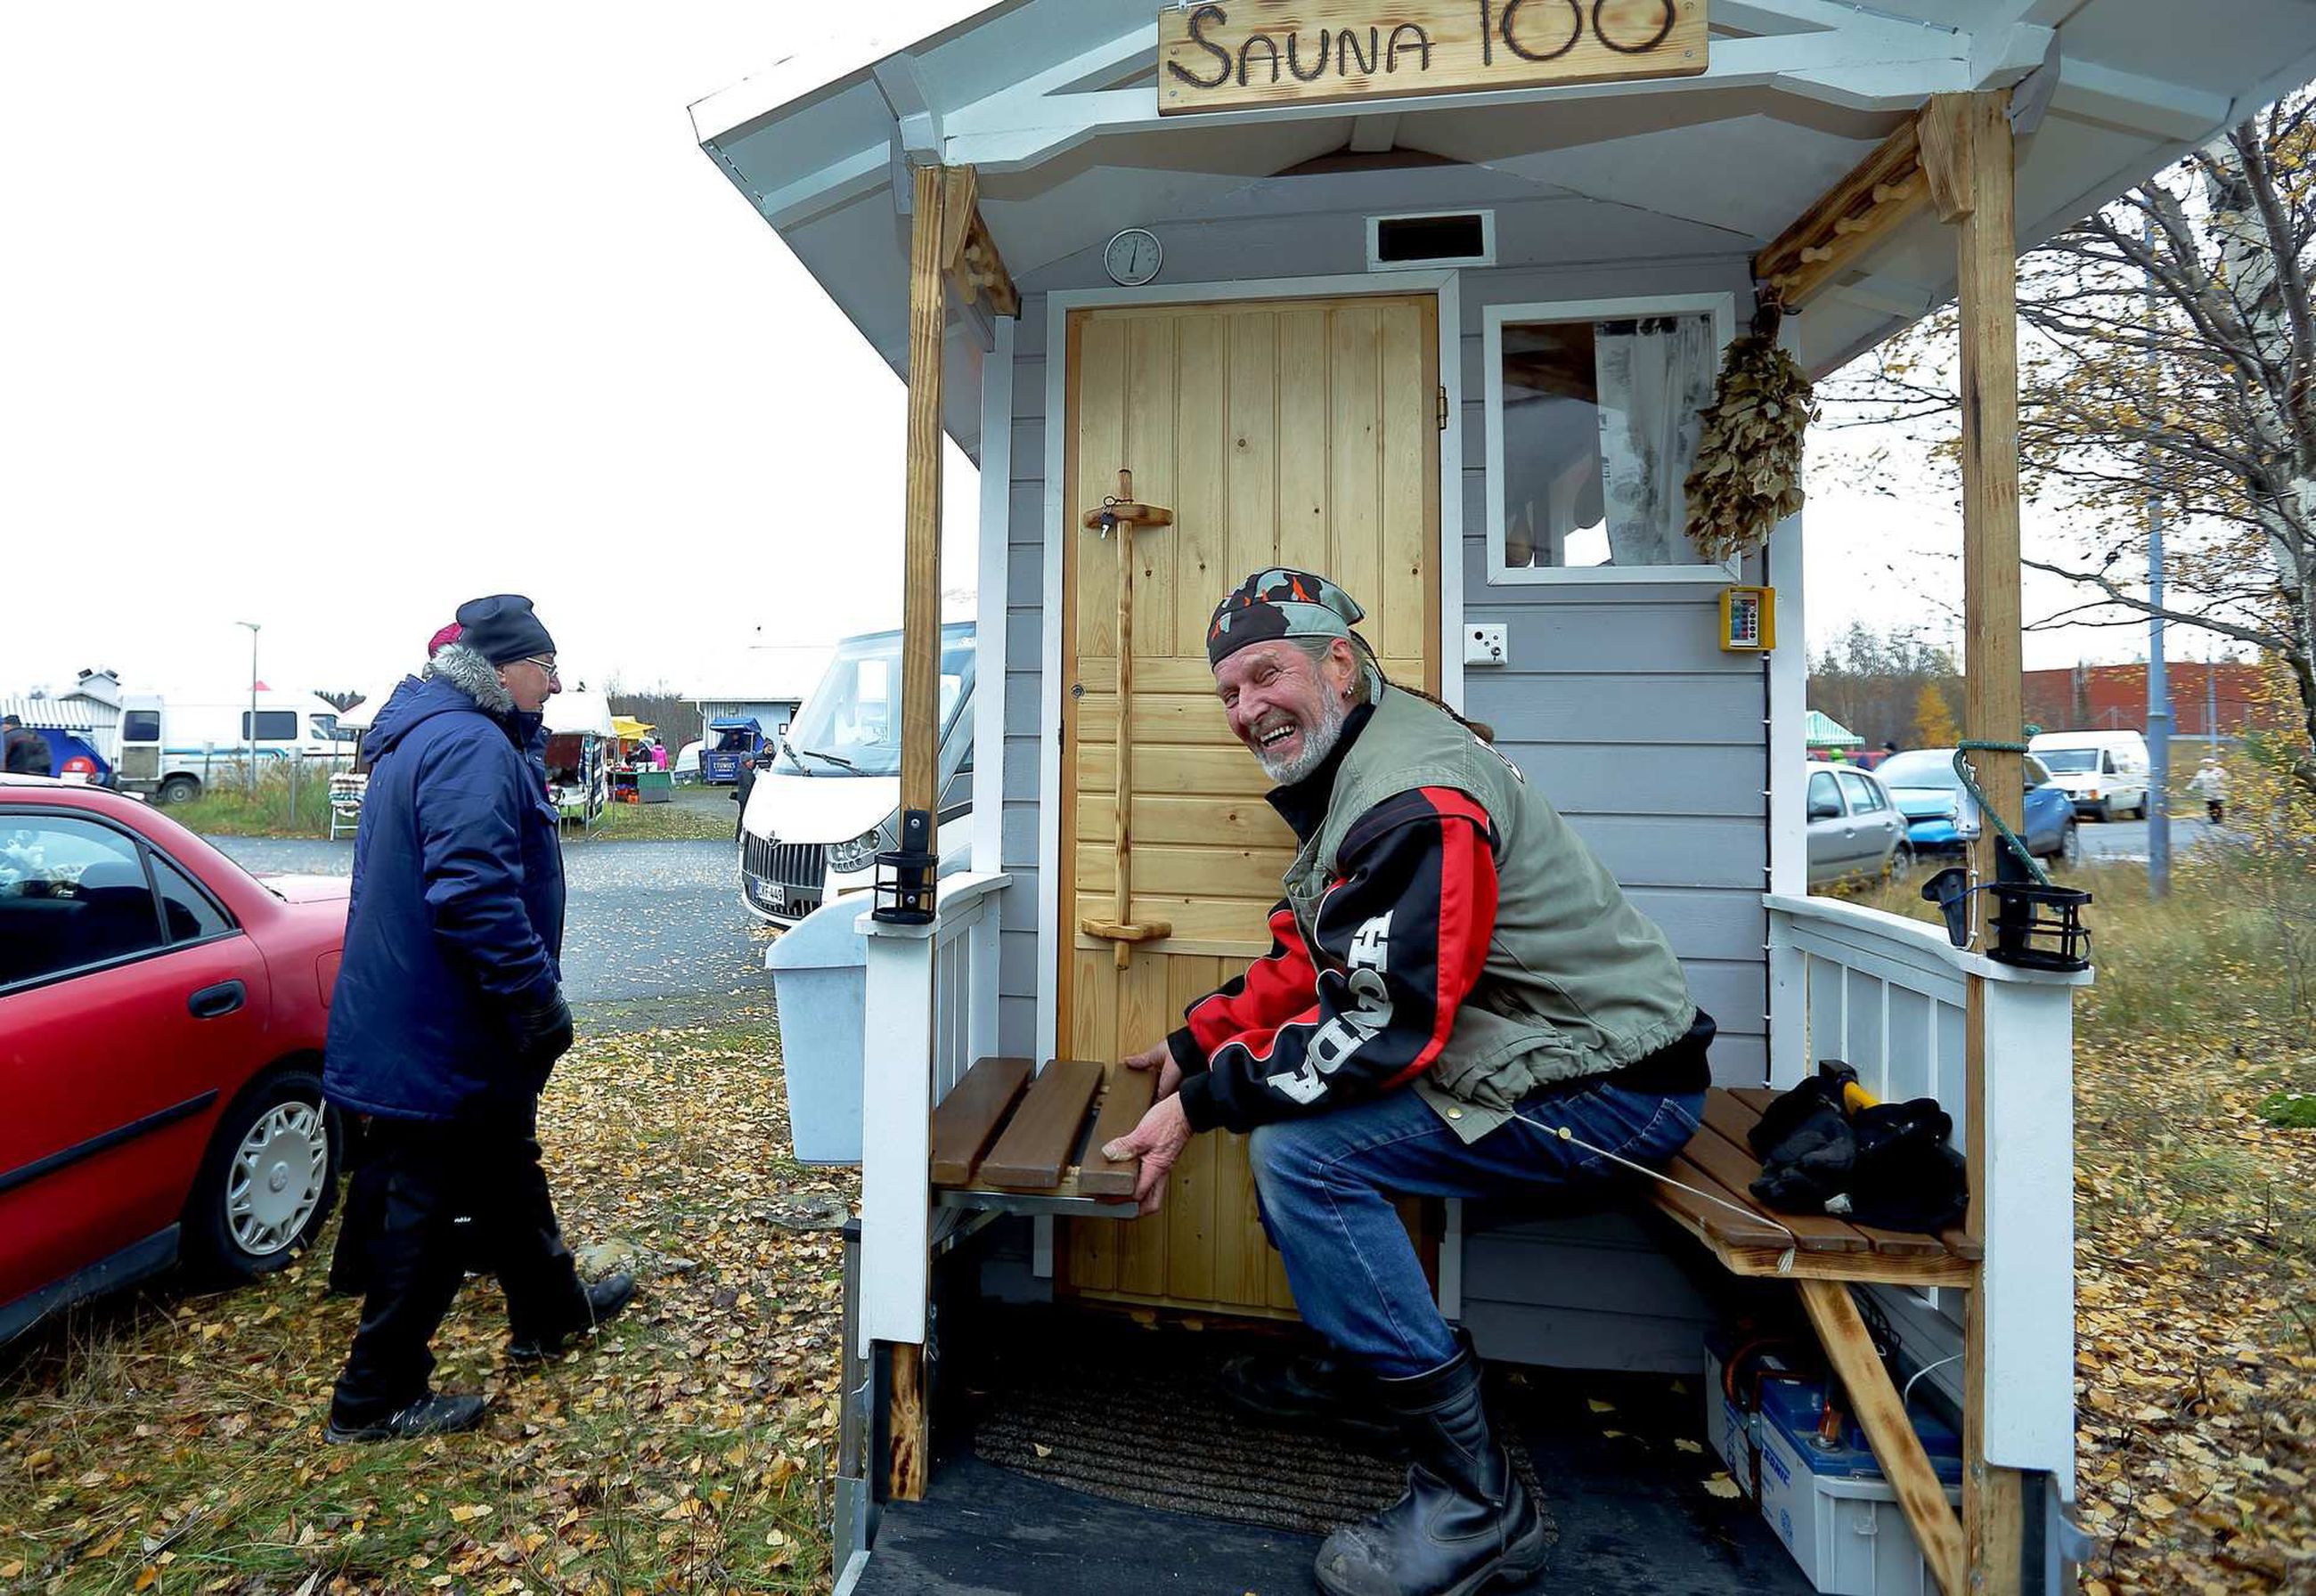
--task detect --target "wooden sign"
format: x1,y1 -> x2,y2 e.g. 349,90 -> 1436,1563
1159,0 -> 1708,116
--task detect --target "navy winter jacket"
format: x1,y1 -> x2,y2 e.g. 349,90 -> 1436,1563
323,657 -> 566,1121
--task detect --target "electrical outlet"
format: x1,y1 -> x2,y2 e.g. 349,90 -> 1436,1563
1464,623 -> 1508,666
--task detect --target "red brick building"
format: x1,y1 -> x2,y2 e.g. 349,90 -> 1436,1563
2019,662 -> 2279,737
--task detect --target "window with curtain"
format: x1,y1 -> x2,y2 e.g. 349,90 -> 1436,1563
1495,313 -> 1717,573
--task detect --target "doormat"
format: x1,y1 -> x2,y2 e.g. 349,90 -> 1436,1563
969,1327 -> 1554,1541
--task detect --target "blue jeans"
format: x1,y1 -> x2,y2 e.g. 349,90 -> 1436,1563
1247,1080 -> 1704,1379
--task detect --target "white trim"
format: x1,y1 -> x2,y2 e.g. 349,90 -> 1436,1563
1437,272 -> 1466,713
973,314 -> 1014,876
1038,269 -> 1466,1038
1480,291 -> 1740,588
1366,209 -> 1496,273
1036,291 -> 1067,1067
1765,506 -> 1807,1086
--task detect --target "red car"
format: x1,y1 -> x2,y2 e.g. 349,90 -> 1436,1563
0,775 -> 349,1343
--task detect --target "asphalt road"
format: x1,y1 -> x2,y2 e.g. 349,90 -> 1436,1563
2077,810 -> 2228,863
205,835 -> 773,1014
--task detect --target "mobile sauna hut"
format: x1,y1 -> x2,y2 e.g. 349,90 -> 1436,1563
691,6 -> 2316,1592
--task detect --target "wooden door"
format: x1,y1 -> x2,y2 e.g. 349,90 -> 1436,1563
1059,294 -> 1440,1317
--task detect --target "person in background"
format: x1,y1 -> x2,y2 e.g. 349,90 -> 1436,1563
2,716 -> 53,778
732,744 -> 765,842
651,738 -> 668,772
2,716 -> 52,778
2188,757 -> 2229,826
322,595 -> 633,1444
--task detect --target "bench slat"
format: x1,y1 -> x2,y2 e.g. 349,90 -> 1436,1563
1075,1060 -> 1162,1199
929,1056 -> 1033,1187
1677,1120 -> 1872,1253
978,1059 -> 1105,1191
1657,1152 -> 1797,1250
1708,1088 -> 1965,1259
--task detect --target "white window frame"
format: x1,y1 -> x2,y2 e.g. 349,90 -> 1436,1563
1481,291 -> 1739,586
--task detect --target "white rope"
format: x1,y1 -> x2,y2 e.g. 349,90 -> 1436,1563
1512,1111 -> 1802,1275
1902,1353 -> 1962,1410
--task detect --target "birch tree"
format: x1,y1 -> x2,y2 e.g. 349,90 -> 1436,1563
1831,96 -> 2316,794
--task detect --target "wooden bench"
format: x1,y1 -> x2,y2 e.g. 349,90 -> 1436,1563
1654,1087 -> 1979,1596
928,1055 -> 1160,1212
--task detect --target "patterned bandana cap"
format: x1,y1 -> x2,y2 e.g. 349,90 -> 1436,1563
1206,568 -> 1367,669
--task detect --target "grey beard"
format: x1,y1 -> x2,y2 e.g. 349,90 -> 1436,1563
1257,691 -> 1348,785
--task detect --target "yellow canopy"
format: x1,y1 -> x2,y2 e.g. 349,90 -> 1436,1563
611,716 -> 655,740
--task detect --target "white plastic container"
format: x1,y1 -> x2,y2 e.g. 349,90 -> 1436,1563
1753,1377 -> 1963,1596
763,899 -> 868,1164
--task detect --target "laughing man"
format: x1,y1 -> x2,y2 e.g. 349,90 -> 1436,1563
1104,568 -> 1714,1596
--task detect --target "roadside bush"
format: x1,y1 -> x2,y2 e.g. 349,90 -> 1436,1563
164,762 -> 344,838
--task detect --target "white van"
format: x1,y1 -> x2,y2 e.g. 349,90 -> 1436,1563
116,690 -> 359,805
738,622 -> 974,926
2027,729 -> 2151,821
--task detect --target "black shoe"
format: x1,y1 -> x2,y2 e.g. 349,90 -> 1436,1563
506,1272 -> 636,1362
1314,1335 -> 1550,1596
325,1390 -> 487,1445
1219,1344 -> 1398,1445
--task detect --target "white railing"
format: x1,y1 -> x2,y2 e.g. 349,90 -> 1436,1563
1764,892 -> 2087,1480
856,871 -> 1010,1355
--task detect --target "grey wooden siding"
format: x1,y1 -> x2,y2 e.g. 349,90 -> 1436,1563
985,233 -> 1771,1372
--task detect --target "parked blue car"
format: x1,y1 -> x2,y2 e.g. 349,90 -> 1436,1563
1876,748 -> 2079,867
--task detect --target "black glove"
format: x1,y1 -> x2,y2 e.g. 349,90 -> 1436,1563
511,988 -> 575,1079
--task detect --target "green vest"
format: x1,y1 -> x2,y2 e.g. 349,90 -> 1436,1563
1283,686 -> 1698,1144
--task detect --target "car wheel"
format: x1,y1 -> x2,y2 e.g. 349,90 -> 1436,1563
183,1069 -> 339,1282
159,775 -> 201,806
1886,840 -> 1917,884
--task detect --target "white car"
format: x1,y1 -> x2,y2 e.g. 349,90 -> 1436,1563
1804,761 -> 1909,887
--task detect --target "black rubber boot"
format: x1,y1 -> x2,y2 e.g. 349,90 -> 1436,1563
1219,1342 -> 1398,1444
1314,1336 -> 1549,1596
325,1390 -> 487,1445
506,1272 -> 636,1362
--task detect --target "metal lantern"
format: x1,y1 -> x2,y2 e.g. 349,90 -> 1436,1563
870,808 -> 938,926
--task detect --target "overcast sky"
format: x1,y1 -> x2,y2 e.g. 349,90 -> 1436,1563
1,5 -> 2170,706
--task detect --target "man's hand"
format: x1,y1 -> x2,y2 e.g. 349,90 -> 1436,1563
1102,1095 -> 1192,1217
1122,1040 -> 1183,1103
513,989 -> 575,1079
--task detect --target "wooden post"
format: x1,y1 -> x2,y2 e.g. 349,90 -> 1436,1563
1922,87 -> 2031,1594
901,162 -> 948,824
872,158 -> 950,1505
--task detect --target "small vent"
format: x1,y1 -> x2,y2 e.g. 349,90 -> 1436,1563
1369,210 -> 1494,271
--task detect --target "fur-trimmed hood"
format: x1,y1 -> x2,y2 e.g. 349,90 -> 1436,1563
363,644 -> 533,763
423,642 -> 515,714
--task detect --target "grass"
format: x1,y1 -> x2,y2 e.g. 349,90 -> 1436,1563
166,766 -> 347,840
0,1009 -> 850,1595
581,789 -> 738,843
1839,837 -> 2316,1590
167,774 -> 740,844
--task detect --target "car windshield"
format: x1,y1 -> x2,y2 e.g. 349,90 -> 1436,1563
1878,751 -> 1962,791
2035,749 -> 2098,773
782,624 -> 973,778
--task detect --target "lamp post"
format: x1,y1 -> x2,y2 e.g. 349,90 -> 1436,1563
236,621 -> 261,791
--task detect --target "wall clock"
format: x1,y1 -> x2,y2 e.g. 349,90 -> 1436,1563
1104,227 -> 1163,287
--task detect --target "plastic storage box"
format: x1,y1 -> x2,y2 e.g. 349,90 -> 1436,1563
763,898 -> 868,1163
1753,1375 -> 1964,1596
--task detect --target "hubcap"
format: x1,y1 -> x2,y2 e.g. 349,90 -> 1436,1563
224,1101 -> 329,1257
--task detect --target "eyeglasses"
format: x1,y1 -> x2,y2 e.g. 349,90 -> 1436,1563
520,656 -> 560,681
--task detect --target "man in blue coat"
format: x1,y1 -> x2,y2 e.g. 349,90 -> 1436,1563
323,595 -> 633,1443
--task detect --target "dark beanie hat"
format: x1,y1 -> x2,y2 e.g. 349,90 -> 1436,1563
453,594 -> 556,665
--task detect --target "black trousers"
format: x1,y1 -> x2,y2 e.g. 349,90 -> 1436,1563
330,1102 -> 589,1423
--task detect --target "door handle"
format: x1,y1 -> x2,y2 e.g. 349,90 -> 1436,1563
188,980 -> 246,1020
